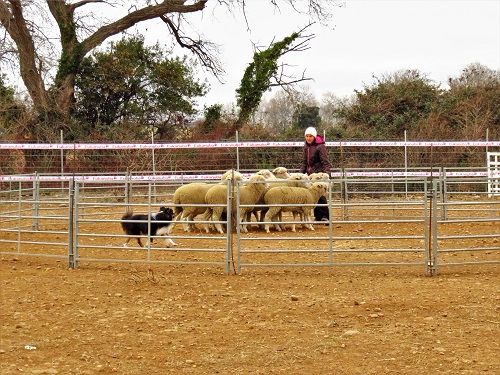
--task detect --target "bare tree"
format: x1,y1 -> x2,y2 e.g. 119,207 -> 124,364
257,87 -> 316,133
0,0 -> 337,138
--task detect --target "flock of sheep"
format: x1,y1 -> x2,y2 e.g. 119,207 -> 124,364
169,168 -> 330,234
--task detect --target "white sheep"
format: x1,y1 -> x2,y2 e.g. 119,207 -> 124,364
171,182 -> 213,232
309,172 -> 330,181
263,172 -> 311,230
255,169 -> 276,180
221,169 -> 245,182
170,170 -> 244,232
202,183 -> 228,234
204,174 -> 268,234
249,171 -> 309,230
272,167 -> 291,179
307,172 -> 331,223
236,174 -> 269,233
263,182 -> 328,233
246,169 -> 276,226
265,173 -> 310,190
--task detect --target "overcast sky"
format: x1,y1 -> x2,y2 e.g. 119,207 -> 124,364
6,0 -> 499,110
165,0 -> 500,107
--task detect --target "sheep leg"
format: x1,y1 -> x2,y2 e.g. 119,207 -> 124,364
203,208 -> 213,233
244,208 -> 258,232
303,210 -> 315,230
188,208 -> 207,232
264,207 -> 281,233
180,214 -> 189,232
211,207 -> 225,234
270,211 -> 285,231
169,211 -> 189,232
258,208 -> 268,230
186,213 -> 197,232
290,212 -> 299,232
297,211 -> 306,229
240,210 -> 249,233
180,212 -> 192,232
167,212 -> 183,233
277,212 -> 286,231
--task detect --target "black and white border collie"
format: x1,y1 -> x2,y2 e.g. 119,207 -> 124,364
121,206 -> 177,248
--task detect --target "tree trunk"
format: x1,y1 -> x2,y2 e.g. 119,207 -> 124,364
0,0 -> 50,114
2,1 -> 210,125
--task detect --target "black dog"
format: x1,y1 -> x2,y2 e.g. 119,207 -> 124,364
314,196 -> 330,223
121,206 -> 177,248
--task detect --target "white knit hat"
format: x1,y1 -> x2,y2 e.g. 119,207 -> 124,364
304,127 -> 317,137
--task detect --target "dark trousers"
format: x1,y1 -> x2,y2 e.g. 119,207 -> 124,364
314,196 -> 329,221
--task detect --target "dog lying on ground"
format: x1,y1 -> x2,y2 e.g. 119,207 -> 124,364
121,206 -> 177,248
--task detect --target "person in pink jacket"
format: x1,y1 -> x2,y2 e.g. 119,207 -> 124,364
300,127 -> 332,175
299,127 -> 331,223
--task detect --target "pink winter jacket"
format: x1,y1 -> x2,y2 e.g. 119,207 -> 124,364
300,135 -> 332,175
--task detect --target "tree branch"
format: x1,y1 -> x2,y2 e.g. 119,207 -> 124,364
70,0 -> 103,13
159,14 -> 224,77
262,23 -> 315,90
80,0 -> 208,54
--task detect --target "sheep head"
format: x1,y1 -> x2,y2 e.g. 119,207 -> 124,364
247,174 -> 269,191
311,182 -> 328,198
255,169 -> 276,180
309,172 -> 330,181
221,169 -> 245,183
272,167 -> 290,179
287,173 -> 311,188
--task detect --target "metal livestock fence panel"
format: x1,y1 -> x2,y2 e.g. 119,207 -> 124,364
1,174 -> 498,275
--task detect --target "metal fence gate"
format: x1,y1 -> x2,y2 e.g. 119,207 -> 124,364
487,152 -> 500,197
1,175 -> 498,275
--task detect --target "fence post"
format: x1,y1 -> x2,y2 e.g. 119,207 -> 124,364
327,180 -> 334,265
151,130 -> 157,204
68,177 -> 76,269
60,129 -> 64,191
147,182 -> 152,260
236,179 -> 242,274
235,131 -> 240,171
439,167 -> 447,220
125,169 -> 131,209
341,168 -> 348,220
424,182 -> 438,276
404,130 -> 408,199
486,128 -> 489,162
431,180 -> 439,274
32,171 -> 39,230
17,181 -> 22,253
74,179 -> 80,268
226,178 -> 233,275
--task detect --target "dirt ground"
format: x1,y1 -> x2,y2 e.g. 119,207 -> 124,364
1,220 -> 499,374
1,195 -> 499,374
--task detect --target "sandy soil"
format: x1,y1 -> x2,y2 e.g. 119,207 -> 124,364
1,219 -> 499,374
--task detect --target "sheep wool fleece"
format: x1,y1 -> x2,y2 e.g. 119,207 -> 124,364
300,135 -> 332,175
